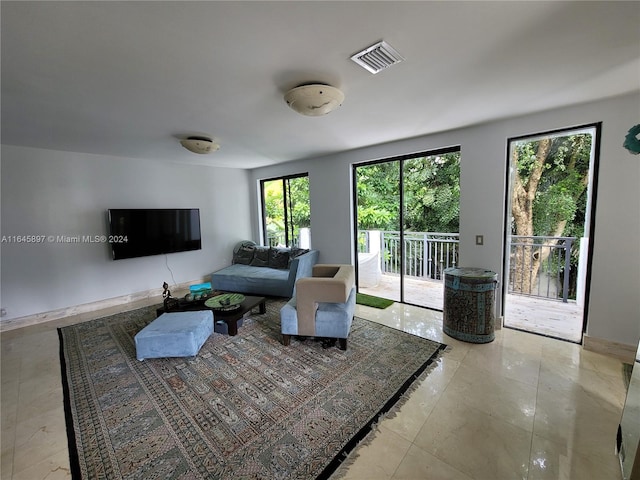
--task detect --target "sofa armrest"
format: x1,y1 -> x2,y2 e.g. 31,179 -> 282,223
288,249 -> 319,285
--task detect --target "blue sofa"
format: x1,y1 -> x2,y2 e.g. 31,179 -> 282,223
211,241 -> 319,298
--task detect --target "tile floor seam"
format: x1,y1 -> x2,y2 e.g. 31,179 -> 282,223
527,349 -> 543,480
411,376 -> 480,477
527,354 -> 545,480
389,444 -> 411,480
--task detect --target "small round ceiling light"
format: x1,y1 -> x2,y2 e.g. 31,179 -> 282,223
180,136 -> 220,154
284,84 -> 344,116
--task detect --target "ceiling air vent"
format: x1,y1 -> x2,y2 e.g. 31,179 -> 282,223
350,40 -> 405,74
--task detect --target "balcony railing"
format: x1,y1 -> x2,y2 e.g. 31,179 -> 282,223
359,231 -> 459,280
266,227 -> 311,248
358,230 -> 576,302
508,235 -> 575,303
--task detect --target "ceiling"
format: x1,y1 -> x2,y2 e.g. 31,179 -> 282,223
2,1 -> 639,169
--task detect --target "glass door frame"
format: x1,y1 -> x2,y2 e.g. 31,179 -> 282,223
501,122 -> 602,341
352,146 -> 460,309
259,172 -> 309,247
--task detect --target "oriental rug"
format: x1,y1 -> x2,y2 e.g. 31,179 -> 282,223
59,300 -> 445,480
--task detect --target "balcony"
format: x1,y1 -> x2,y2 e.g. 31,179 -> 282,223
357,230 -> 583,343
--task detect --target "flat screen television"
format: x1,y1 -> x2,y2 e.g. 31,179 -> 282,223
107,208 -> 202,260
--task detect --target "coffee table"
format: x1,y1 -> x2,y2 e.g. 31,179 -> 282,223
156,294 -> 266,336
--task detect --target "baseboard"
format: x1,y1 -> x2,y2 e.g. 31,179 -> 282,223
0,277 -> 209,332
583,334 -> 637,363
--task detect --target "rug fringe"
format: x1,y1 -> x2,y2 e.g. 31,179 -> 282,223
330,348 -> 447,479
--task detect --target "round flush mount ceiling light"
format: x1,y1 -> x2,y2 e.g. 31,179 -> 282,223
284,84 -> 345,116
180,136 -> 220,154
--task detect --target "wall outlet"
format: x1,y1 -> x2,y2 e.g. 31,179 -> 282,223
475,235 -> 484,245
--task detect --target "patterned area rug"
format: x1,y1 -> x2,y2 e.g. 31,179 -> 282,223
59,300 -> 445,479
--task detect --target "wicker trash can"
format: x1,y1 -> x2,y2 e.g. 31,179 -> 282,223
443,267 -> 498,343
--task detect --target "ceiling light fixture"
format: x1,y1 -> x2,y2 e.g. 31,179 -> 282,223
284,84 -> 344,116
180,136 -> 220,154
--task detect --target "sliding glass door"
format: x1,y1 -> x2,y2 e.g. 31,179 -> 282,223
355,161 -> 402,301
354,148 -> 460,310
402,153 -> 460,307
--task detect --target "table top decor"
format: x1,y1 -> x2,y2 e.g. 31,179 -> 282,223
205,293 -> 245,311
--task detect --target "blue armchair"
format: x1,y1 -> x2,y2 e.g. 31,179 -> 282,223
280,264 -> 356,350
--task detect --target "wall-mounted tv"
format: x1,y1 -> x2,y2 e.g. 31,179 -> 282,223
107,208 -> 202,260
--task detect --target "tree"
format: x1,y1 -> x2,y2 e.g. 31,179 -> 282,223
510,134 -> 591,296
356,162 -> 400,230
403,153 -> 460,233
355,154 -> 460,275
263,175 -> 310,246
356,152 -> 460,233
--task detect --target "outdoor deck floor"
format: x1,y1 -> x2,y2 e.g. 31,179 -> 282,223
359,273 -> 583,343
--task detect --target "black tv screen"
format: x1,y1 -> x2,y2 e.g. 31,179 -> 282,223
107,208 -> 202,260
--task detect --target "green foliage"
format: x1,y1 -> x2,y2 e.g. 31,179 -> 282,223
263,175 -> 310,246
356,162 -> 400,229
514,134 -> 591,238
356,152 -> 460,233
512,133 -> 592,299
286,176 -> 311,228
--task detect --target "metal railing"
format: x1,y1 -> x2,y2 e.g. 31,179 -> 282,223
358,230 -> 576,302
266,227 -> 310,248
508,235 -> 575,302
267,233 -> 288,247
359,230 -> 459,280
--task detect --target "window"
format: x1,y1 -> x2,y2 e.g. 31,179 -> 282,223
260,174 -> 310,248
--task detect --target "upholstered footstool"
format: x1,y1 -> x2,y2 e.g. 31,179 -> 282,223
134,310 -> 214,361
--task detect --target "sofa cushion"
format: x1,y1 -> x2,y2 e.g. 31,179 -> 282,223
250,246 -> 270,266
291,247 -> 310,258
233,242 -> 255,265
269,247 -> 291,269
212,264 -> 291,296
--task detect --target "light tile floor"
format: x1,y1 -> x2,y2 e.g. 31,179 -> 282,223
360,274 -> 583,343
1,299 -> 627,479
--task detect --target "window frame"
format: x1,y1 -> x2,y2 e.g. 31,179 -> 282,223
260,172 -> 310,247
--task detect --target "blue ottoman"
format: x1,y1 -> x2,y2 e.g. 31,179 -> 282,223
134,311 -> 214,361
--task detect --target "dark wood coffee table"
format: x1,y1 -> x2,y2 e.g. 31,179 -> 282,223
211,295 -> 266,336
156,294 -> 266,336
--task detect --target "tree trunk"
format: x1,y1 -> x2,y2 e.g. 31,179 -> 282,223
510,134 -> 591,297
511,138 -> 551,294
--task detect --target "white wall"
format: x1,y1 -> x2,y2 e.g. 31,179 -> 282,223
0,145 -> 252,320
2,93 -> 637,347
250,92 -> 640,347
